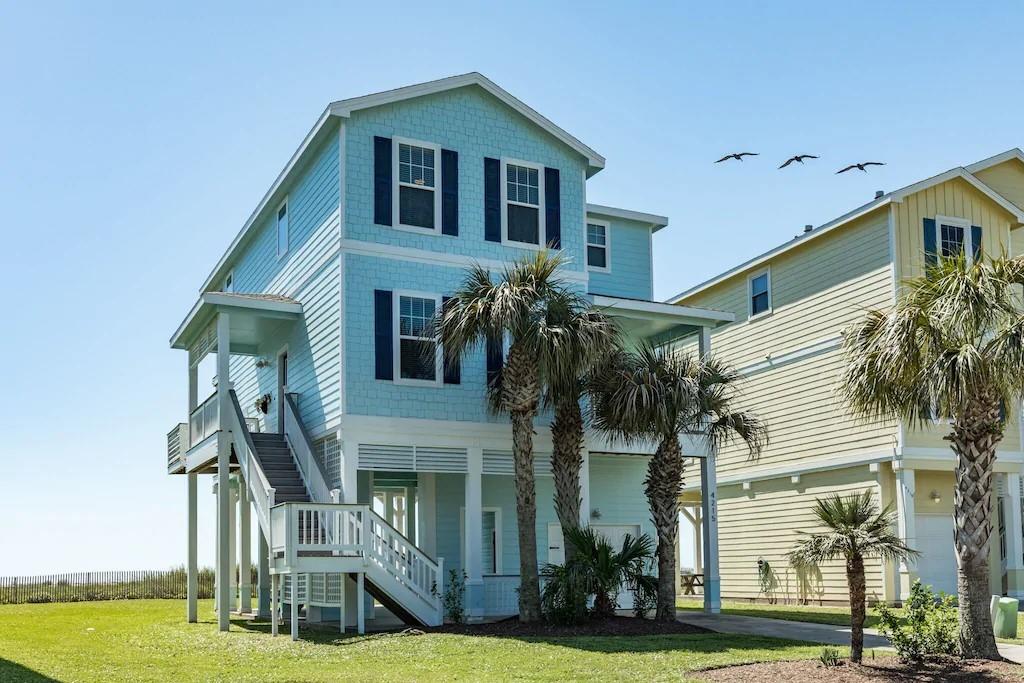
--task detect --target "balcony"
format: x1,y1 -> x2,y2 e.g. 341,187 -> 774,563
189,392 -> 220,448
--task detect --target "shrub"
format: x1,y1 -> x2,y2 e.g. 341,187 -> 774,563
25,594 -> 53,604
630,573 -> 657,619
441,569 -> 467,624
818,646 -> 843,667
540,563 -> 589,625
875,580 -> 958,663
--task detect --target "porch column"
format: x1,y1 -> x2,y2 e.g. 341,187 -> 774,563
580,449 -> 591,525
216,311 -> 232,631
698,326 -> 721,614
465,447 -> 484,621
341,438 -> 358,504
229,477 -> 237,612
257,530 -> 271,618
418,472 -> 438,557
894,464 -> 917,600
1002,473 -> 1024,599
239,475 -> 252,614
213,482 -> 220,615
187,363 -> 198,623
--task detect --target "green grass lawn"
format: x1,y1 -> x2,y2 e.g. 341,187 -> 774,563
0,600 -> 824,682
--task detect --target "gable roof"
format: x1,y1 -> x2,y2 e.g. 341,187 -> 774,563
966,147 -> 1024,174
329,72 -> 605,175
669,152 -> 1024,304
586,203 -> 669,232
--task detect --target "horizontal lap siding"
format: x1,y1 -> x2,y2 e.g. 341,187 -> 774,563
679,211 -> 897,476
588,455 -> 655,540
225,124 -> 341,434
717,467 -> 884,602
974,161 -> 1024,213
587,217 -> 653,300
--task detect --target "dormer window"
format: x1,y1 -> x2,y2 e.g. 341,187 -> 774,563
502,159 -> 544,246
394,138 -> 442,232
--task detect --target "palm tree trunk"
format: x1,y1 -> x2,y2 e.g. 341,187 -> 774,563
846,553 -> 866,663
949,395 -> 1003,660
551,396 -> 584,565
645,435 -> 683,622
503,343 -> 542,623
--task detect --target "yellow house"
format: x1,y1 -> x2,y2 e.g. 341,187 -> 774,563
671,148 -> 1024,605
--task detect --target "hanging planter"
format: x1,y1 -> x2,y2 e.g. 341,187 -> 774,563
254,394 -> 272,415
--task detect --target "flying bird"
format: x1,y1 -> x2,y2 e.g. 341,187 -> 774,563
715,152 -> 759,163
836,162 -> 885,174
778,154 -> 819,169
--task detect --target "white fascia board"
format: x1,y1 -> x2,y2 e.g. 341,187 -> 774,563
169,293 -> 303,350
893,168 -> 1024,223
591,294 -> 734,324
329,72 -> 605,175
667,196 -> 891,303
586,203 -> 669,231
965,148 -> 1024,174
198,107 -> 336,294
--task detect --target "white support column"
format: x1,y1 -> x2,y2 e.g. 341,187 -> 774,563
290,575 -> 299,641
270,573 -> 279,636
697,326 -> 721,613
693,508 -> 703,575
187,474 -> 198,623
239,476 -> 252,614
465,447 -> 484,621
356,572 -> 366,635
228,478 -> 237,612
213,482 -> 220,615
418,472 -> 437,557
1003,473 -> 1024,598
580,449 -> 591,526
257,531 -> 270,618
215,311 -> 232,631
341,438 -> 358,504
894,464 -> 917,600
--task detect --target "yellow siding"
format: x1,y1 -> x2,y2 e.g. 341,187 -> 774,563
894,176 -> 1014,282
974,160 -> 1024,213
679,209 -> 897,476
716,467 -> 884,603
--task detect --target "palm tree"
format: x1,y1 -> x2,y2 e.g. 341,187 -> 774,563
789,491 -> 916,663
840,254 -> 1024,659
545,298 -> 620,564
438,251 -> 592,622
590,345 -> 767,621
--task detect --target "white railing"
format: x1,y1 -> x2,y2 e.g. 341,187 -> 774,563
166,422 -> 188,472
270,502 -> 443,624
282,393 -> 339,505
227,390 -> 276,538
189,392 -> 219,448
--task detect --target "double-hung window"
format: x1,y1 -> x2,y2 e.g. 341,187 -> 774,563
749,269 -> 771,318
276,200 -> 289,258
394,138 -> 441,232
502,159 -> 544,246
586,221 -> 610,271
934,216 -> 973,263
395,293 -> 441,383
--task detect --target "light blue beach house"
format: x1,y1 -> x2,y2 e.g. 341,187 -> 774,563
166,73 -> 729,638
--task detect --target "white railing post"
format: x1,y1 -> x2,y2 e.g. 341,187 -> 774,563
436,557 -> 445,623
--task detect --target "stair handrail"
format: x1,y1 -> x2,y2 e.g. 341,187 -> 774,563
364,506 -> 442,615
282,392 -> 339,505
228,389 -> 276,536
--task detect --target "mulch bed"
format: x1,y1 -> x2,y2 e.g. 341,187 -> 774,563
429,615 -> 712,637
699,657 -> 1021,682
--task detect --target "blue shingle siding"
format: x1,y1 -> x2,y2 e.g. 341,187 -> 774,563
345,87 -> 587,270
586,216 -> 653,300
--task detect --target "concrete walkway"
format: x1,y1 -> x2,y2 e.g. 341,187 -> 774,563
676,610 -> 1024,664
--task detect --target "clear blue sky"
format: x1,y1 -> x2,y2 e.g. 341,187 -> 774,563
2,1 -> 1022,574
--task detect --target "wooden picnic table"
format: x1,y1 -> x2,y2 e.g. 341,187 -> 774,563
680,573 -> 704,595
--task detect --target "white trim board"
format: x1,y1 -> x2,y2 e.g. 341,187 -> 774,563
586,203 -> 669,232
681,448 -> 899,491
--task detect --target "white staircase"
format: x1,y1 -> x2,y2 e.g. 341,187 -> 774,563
229,391 -> 444,638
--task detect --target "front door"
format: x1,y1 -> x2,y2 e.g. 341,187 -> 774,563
373,488 -> 408,535
277,350 -> 288,432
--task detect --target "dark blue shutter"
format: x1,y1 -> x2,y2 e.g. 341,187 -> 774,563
484,157 -> 501,242
486,335 -> 504,389
374,290 -> 393,380
441,296 -> 460,384
971,225 -> 982,261
373,136 -> 392,226
923,218 -> 937,268
442,150 -> 459,236
544,167 -> 561,249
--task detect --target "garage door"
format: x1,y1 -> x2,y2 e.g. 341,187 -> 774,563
916,514 -> 957,596
547,523 -> 642,608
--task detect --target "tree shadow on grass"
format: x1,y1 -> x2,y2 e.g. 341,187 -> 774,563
0,659 -> 60,682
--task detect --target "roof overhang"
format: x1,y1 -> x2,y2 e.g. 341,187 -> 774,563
889,167 -> 1024,222
329,72 -> 605,176
591,294 -> 733,341
966,147 -> 1024,174
170,292 -> 303,352
586,203 -> 669,232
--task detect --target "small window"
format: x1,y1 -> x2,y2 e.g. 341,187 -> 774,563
223,271 -> 233,293
749,270 -> 771,318
940,223 -> 965,259
586,222 -> 609,271
503,161 -> 543,246
394,139 -> 441,232
276,201 -> 289,258
396,294 -> 439,383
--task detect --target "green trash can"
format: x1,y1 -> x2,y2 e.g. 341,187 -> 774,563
992,596 -> 1019,639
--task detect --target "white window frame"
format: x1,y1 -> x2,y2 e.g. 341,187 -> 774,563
934,215 -> 974,264
460,506 -> 504,576
500,157 -> 545,249
275,197 -> 290,260
223,270 -> 234,293
392,136 -> 443,235
392,290 -> 443,387
585,218 -> 611,273
747,267 -> 772,320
